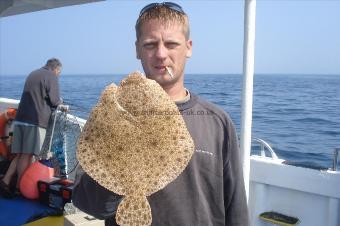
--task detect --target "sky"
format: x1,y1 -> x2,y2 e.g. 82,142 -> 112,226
0,0 -> 339,76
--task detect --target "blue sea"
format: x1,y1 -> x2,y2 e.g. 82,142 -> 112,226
1,74 -> 339,169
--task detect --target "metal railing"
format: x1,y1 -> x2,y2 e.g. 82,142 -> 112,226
332,148 -> 340,171
252,137 -> 279,160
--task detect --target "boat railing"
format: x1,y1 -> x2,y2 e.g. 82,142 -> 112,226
251,137 -> 279,160
332,148 -> 340,171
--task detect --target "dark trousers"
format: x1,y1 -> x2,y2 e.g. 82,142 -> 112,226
105,217 -> 119,226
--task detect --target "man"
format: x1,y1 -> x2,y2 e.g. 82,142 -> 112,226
73,3 -> 249,226
0,58 -> 62,198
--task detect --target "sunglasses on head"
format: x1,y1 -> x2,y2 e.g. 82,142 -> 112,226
139,2 -> 185,17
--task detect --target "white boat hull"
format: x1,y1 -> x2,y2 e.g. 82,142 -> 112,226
1,97 -> 339,226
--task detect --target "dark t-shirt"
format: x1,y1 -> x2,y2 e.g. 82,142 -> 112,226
72,93 -> 249,226
15,67 -> 61,128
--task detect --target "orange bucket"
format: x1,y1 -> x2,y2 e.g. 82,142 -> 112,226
20,160 -> 54,199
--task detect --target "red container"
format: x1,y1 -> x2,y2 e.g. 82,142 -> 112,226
20,160 -> 54,199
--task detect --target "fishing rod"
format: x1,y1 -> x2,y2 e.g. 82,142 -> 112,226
62,98 -> 92,112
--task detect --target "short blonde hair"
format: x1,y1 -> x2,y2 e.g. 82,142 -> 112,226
135,5 -> 190,41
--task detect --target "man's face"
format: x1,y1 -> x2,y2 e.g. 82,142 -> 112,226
136,19 -> 192,88
53,67 -> 61,76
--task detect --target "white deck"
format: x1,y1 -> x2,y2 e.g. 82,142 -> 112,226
249,156 -> 340,226
1,97 -> 339,226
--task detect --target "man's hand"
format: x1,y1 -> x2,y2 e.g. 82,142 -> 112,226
58,104 -> 69,112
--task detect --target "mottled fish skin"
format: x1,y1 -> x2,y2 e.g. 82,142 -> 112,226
77,71 -> 194,226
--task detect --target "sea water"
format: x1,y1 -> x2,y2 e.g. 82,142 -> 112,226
1,73 -> 339,169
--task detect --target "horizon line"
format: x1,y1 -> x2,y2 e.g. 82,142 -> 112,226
1,73 -> 340,77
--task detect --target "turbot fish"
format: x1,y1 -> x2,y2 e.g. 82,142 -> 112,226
77,71 -> 194,226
